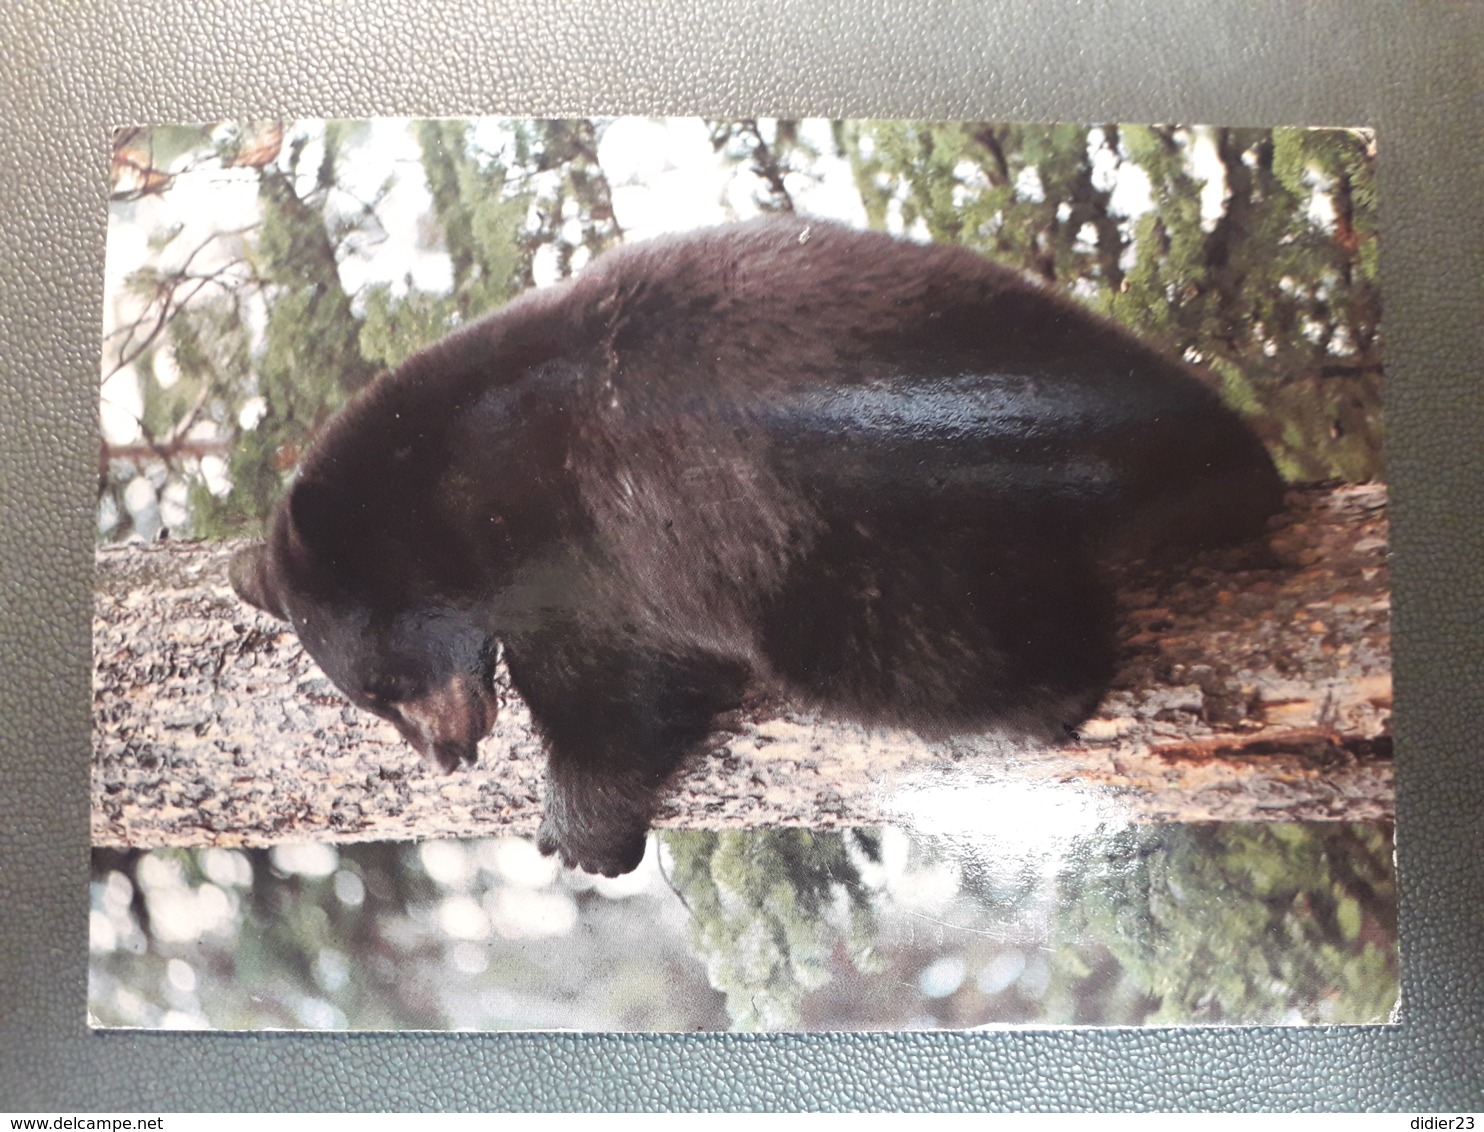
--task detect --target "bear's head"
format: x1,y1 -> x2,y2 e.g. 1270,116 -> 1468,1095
229,475 -> 502,773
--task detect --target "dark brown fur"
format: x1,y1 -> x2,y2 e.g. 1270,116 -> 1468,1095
232,217 -> 1283,875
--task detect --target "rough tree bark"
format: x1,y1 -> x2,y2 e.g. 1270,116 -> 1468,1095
92,484 -> 1391,849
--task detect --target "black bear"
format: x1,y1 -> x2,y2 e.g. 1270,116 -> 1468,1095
230,216 -> 1284,876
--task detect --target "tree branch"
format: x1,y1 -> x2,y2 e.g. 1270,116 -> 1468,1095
92,484 -> 1391,849
102,227 -> 258,384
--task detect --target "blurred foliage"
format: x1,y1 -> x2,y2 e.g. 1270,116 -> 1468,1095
90,840 -> 727,1031
1051,822 -> 1398,1024
661,828 -> 882,1029
91,821 -> 1395,1031
841,122 -> 1382,482
705,118 -> 830,213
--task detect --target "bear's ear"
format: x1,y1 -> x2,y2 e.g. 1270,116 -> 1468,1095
286,478 -> 355,558
228,543 -> 287,620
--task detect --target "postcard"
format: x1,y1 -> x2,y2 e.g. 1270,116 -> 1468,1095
92,118 -> 1393,1031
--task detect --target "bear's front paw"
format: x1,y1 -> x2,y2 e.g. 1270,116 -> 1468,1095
536,817 -> 648,877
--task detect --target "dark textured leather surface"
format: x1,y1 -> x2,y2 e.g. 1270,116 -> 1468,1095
3,0 -> 1481,1111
